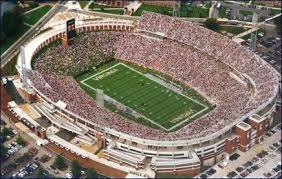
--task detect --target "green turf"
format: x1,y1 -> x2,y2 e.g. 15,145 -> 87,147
23,5 -> 52,25
79,63 -> 208,130
239,9 -> 253,16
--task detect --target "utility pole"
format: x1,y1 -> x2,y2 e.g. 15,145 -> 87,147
20,46 -> 29,103
250,12 -> 258,52
173,0 -> 181,17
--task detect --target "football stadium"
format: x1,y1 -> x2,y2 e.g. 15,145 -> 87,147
14,12 -> 280,176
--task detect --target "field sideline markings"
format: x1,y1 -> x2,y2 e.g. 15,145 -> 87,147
80,63 -> 210,131
120,63 -> 208,109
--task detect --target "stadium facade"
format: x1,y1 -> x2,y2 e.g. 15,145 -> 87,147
15,13 -> 280,176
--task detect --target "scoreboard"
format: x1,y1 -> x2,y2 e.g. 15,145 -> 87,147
66,18 -> 76,40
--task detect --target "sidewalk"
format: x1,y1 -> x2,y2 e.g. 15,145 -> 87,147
23,5 -> 43,15
84,0 -> 93,11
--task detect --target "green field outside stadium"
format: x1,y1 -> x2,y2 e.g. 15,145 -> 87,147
78,63 -> 209,131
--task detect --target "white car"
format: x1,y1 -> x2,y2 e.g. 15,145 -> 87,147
12,173 -> 17,178
65,173 -> 73,178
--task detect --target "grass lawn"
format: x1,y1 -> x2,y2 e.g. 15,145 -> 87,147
271,8 -> 281,16
79,1 -> 89,9
23,5 -> 52,25
89,2 -> 117,9
180,3 -> 209,18
239,9 -> 253,16
0,24 -> 30,55
219,6 -> 228,18
92,9 -> 124,15
133,4 -> 173,16
78,63 -> 209,131
219,26 -> 248,35
1,53 -> 19,76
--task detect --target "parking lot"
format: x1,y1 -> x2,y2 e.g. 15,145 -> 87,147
256,31 -> 281,73
210,123 -> 281,178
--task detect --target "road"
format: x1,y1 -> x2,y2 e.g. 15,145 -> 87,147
0,2 -> 67,69
234,13 -> 281,38
226,1 -> 281,10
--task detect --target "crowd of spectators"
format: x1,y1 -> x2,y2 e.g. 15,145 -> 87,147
34,31 -> 124,76
26,12 -> 280,141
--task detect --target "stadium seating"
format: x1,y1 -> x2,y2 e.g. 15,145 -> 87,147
26,12 -> 280,142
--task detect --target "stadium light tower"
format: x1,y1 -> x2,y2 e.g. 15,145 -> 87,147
173,0 -> 181,17
21,46 -> 28,90
250,12 -> 258,52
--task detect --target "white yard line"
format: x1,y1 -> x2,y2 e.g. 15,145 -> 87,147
81,79 -> 168,131
121,63 -> 208,108
81,63 -> 121,83
80,63 -> 210,131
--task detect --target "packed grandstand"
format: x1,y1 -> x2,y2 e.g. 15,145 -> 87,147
23,12 -> 280,142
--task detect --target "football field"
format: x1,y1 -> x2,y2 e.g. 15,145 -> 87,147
80,63 -> 209,131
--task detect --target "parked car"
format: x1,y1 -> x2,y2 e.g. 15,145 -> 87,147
240,171 -> 248,177
65,173 -> 73,178
246,168 -> 253,174
273,143 -> 280,148
251,164 -> 259,171
236,167 -> 244,173
206,168 -> 216,176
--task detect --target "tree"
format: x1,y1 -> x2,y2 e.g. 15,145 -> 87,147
37,166 -> 45,178
1,127 -> 10,142
85,168 -> 98,179
1,6 -> 23,37
204,18 -> 220,31
0,144 -> 8,160
53,155 -> 66,170
71,160 -> 81,178
16,135 -> 25,146
2,127 -> 10,137
0,31 -> 6,45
